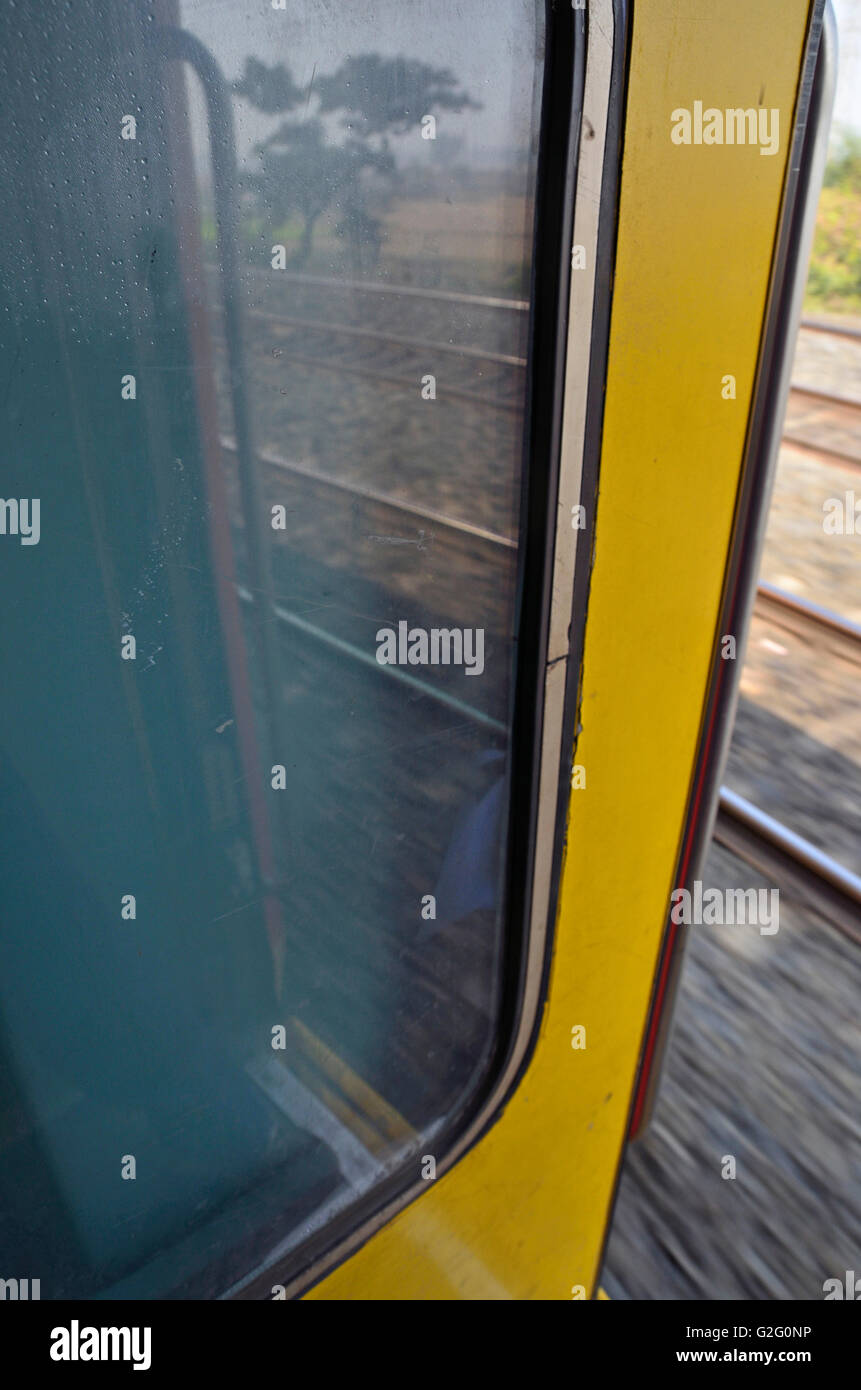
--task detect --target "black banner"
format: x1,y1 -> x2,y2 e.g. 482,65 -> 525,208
1,1298 -> 857,1377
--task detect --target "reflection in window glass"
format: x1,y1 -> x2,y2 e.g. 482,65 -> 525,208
0,0 -> 544,1297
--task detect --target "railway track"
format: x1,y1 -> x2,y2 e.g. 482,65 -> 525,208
754,580 -> 861,667
231,432 -> 859,642
213,264 -> 861,438
799,315 -> 861,342
225,277 -> 861,463
221,432 -> 861,945
232,326 -> 861,469
714,788 -> 861,945
214,277 -> 860,936
785,382 -> 861,469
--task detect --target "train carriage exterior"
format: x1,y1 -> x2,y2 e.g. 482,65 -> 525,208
0,0 -> 834,1303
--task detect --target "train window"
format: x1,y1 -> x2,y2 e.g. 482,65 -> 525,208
0,1 -> 548,1296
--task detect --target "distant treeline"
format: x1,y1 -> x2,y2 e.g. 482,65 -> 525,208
806,130 -> 861,312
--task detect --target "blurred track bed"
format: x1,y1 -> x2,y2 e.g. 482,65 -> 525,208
727,597 -> 861,877
604,843 -> 861,1300
760,442 -> 861,626
729,320 -> 860,878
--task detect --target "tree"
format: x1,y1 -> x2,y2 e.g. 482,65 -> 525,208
233,52 -> 479,270
253,119 -> 395,269
233,57 -> 302,115
316,54 -> 480,137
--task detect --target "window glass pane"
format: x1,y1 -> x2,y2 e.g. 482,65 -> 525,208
0,0 -> 544,1298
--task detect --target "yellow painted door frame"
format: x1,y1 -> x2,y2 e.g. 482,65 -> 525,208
304,0 -> 817,1300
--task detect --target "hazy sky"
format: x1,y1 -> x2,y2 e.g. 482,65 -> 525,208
180,0 -> 542,169
178,0 -> 861,169
833,0 -> 861,134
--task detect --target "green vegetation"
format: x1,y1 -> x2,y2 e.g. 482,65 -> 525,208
805,130 -> 861,315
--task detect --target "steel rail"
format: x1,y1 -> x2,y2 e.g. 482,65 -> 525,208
780,433 -> 861,468
213,266 -> 861,335
248,307 -> 528,369
234,584 -> 507,736
799,316 -> 861,342
252,349 -> 524,414
783,380 -> 861,467
206,262 -> 530,313
221,438 -> 861,945
754,581 -> 861,663
219,436 -> 516,549
714,787 -> 861,944
789,381 -> 861,411
216,310 -> 861,438
223,438 -> 857,641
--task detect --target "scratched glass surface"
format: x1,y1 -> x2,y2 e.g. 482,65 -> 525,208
0,0 -> 543,1297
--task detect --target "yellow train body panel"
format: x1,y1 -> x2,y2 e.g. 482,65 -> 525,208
307,0 -> 813,1300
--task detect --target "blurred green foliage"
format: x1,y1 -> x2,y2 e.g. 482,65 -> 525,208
805,130 -> 861,313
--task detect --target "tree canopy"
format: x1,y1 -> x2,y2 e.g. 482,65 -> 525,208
233,52 -> 479,269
